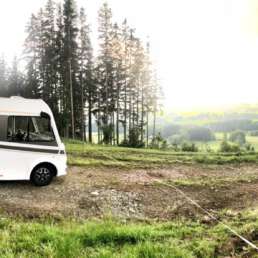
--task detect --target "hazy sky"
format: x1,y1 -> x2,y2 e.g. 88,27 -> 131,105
1,0 -> 258,110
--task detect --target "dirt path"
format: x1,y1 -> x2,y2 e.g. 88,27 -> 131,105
1,164 -> 258,220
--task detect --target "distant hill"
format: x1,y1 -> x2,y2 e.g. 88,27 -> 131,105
157,103 -> 258,138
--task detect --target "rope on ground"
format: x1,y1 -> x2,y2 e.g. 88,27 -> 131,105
156,179 -> 258,251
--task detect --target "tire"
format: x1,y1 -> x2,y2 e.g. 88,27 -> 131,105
30,165 -> 54,186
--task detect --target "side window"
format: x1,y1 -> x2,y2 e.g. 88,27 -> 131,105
7,116 -> 28,142
7,116 -> 57,146
28,117 -> 56,144
0,116 -> 8,141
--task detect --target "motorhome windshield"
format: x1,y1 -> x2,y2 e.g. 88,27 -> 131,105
6,116 -> 56,146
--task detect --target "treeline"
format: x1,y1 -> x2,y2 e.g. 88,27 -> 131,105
209,119 -> 258,132
0,0 -> 162,146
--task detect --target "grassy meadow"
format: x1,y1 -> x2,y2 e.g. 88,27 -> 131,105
1,210 -> 258,258
65,138 -> 258,168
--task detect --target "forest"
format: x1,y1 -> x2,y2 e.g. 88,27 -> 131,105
0,0 -> 162,146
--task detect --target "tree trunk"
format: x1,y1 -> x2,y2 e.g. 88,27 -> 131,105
146,111 -> 149,147
88,90 -> 92,143
124,80 -> 127,142
141,86 -> 144,142
68,55 -> 75,139
116,89 -> 120,145
80,71 -> 85,141
153,109 -> 156,140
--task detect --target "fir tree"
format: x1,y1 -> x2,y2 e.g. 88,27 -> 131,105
63,0 -> 79,138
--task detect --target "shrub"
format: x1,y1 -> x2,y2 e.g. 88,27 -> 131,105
205,145 -> 213,153
171,143 -> 180,152
161,140 -> 168,150
245,143 -> 255,152
150,133 -> 167,149
219,140 -> 240,153
229,131 -> 246,146
181,142 -> 199,152
102,124 -> 113,145
119,139 -> 129,147
120,127 -> 144,148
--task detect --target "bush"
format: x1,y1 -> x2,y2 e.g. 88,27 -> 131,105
171,143 -> 180,152
245,143 -> 255,152
181,142 -> 199,152
120,127 -> 144,148
205,144 -> 213,153
229,131 -> 246,146
150,133 -> 167,149
102,124 -> 113,144
161,140 -> 168,150
219,140 -> 240,153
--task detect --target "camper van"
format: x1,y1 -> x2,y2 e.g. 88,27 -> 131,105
0,96 -> 67,186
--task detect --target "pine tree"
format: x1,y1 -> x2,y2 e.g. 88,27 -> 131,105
78,7 -> 87,140
79,7 -> 95,143
42,0 -> 59,117
130,38 -> 144,129
55,3 -> 67,135
141,42 -> 154,146
150,69 -> 163,140
120,19 -> 130,142
111,23 -> 124,144
63,0 -> 79,138
97,2 -> 115,144
78,7 -> 95,141
24,13 -> 42,98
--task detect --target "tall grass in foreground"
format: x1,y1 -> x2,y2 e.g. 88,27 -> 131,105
0,212 -> 258,257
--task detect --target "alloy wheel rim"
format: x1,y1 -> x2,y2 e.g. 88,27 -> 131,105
35,168 -> 51,183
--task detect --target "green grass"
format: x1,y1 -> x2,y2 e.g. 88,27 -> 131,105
168,174 -> 258,188
65,139 -> 258,168
0,140 -> 257,257
0,211 -> 258,258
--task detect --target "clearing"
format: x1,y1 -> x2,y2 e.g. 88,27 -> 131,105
1,163 -> 258,221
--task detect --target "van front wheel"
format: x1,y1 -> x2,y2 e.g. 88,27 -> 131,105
31,166 -> 54,186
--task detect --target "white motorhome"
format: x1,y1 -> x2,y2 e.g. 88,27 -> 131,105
0,96 -> 67,186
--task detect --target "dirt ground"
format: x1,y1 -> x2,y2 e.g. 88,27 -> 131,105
1,164 -> 258,220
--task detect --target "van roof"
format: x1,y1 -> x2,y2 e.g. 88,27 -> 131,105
0,96 -> 51,116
